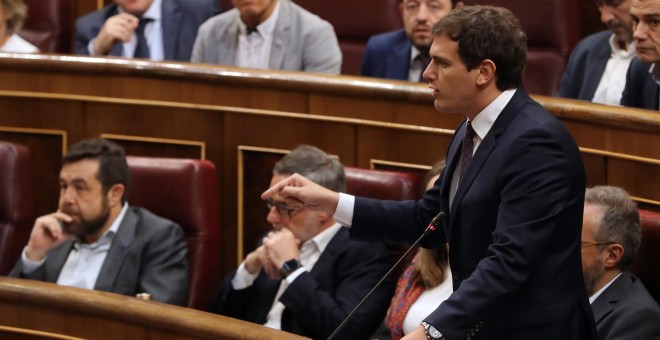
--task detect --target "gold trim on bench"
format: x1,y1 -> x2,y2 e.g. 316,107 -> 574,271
237,146 -> 290,264
0,126 -> 67,155
101,134 -> 206,160
369,159 -> 433,171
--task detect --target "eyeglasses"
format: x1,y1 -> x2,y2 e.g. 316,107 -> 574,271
265,198 -> 299,218
581,241 -> 616,247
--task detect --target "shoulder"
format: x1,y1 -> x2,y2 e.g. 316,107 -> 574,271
76,4 -> 116,28
167,0 -> 219,14
574,30 -> 611,50
331,228 -> 389,261
366,29 -> 407,49
199,9 -> 237,30
128,207 -> 184,237
285,0 -> 333,30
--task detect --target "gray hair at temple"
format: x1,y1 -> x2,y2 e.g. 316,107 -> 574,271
274,145 -> 346,193
585,186 -> 641,270
1,0 -> 28,34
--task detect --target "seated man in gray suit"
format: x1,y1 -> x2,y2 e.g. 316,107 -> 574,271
191,0 -> 342,74
75,0 -> 219,61
582,186 -> 660,339
557,0 -> 635,105
10,138 -> 188,306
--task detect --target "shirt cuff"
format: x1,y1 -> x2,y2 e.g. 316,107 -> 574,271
231,262 -> 259,290
21,247 -> 46,274
334,192 -> 355,227
88,38 -> 99,55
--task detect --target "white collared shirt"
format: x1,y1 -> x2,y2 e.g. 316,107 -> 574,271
231,223 -> 342,330
21,203 -> 130,290
88,0 -> 164,60
591,34 -> 636,106
589,272 -> 623,304
335,89 -> 517,226
236,0 -> 281,69
408,47 -> 426,82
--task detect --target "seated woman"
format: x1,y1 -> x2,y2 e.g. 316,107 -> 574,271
374,160 -> 453,340
0,0 -> 38,53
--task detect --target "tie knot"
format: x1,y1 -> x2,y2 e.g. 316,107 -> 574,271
246,26 -> 259,34
417,53 -> 431,66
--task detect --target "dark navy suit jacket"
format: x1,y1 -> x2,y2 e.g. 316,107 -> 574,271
74,0 -> 218,61
350,87 -> 597,339
591,271 -> 660,340
620,58 -> 659,110
210,227 -> 394,339
361,29 -> 412,81
557,30 -> 612,101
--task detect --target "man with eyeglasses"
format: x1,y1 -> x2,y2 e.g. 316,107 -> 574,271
361,0 -> 463,82
582,186 -> 660,339
209,145 -> 394,339
558,0 -> 635,105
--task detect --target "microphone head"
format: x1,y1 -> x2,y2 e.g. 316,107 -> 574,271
430,211 -> 446,227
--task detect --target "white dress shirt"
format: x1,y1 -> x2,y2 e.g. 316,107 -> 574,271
0,34 -> 39,53
236,0 -> 281,69
335,89 -> 517,224
231,223 -> 342,330
591,34 -> 636,106
88,0 -> 164,60
408,47 -> 426,82
21,203 -> 129,290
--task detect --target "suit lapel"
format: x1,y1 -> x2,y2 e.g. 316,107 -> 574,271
591,272 -> 631,324
583,39 -> 612,99
385,35 -> 412,81
269,1 -> 290,69
450,87 -> 528,218
161,0 -> 180,60
217,15 -> 240,65
45,241 -> 75,282
94,208 -> 137,291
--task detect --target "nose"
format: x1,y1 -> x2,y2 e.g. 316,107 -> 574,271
266,206 -> 283,224
422,63 -> 433,82
416,3 -> 431,21
60,186 -> 75,205
599,6 -> 615,25
633,21 -> 647,41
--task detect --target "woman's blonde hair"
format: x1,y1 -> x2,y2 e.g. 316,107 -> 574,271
413,159 -> 449,288
2,0 -> 28,34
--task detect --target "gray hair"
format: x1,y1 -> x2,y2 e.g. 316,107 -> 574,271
274,145 -> 346,193
585,186 -> 641,270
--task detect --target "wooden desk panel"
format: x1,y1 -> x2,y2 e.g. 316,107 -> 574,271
0,54 -> 658,276
0,277 -> 306,339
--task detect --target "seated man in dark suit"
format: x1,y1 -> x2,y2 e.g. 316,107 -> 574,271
10,138 -> 189,306
620,0 -> 660,110
582,186 -> 660,339
75,0 -> 218,61
361,0 -> 463,82
210,145 -> 393,339
557,0 -> 635,105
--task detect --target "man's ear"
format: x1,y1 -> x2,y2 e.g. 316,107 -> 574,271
475,59 -> 496,86
603,244 -> 625,269
317,211 -> 331,224
108,183 -> 126,206
455,1 -> 465,9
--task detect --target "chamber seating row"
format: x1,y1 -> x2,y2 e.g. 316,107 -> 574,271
20,0 -> 578,95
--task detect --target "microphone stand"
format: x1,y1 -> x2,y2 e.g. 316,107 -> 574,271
327,211 -> 446,340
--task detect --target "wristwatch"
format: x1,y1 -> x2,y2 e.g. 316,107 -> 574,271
421,321 -> 446,340
279,259 -> 302,279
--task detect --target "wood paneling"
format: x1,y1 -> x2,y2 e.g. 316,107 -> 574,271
0,55 -> 658,277
0,277 -> 304,339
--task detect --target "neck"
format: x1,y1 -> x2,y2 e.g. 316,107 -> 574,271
84,204 -> 122,244
592,269 -> 622,296
0,32 -> 10,48
466,86 -> 502,121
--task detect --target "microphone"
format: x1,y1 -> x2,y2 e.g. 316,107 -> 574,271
327,211 -> 446,340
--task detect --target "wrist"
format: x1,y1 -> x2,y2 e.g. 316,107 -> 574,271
279,258 -> 302,279
421,321 -> 446,340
